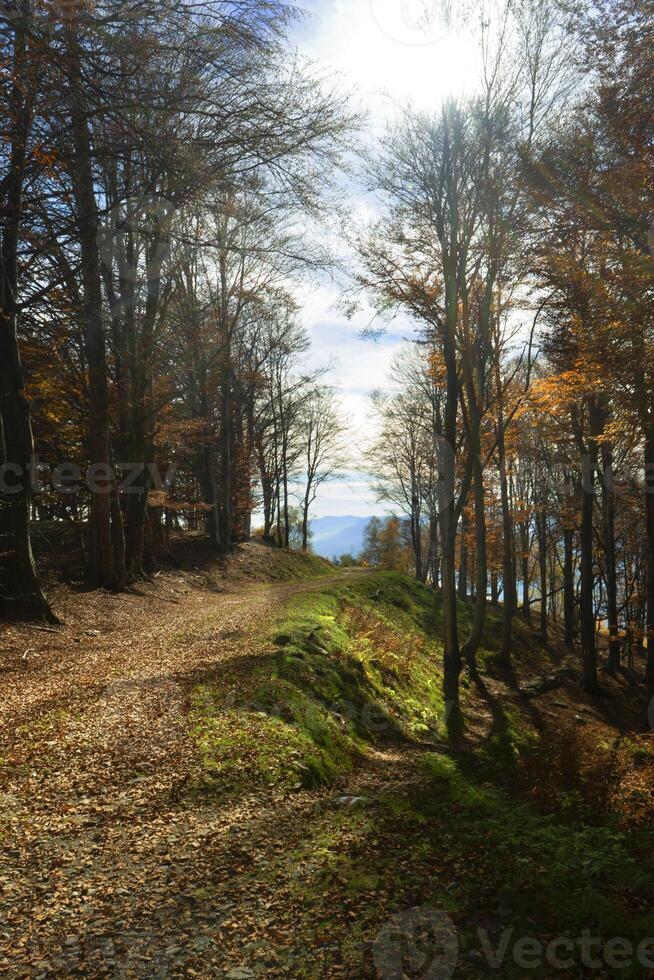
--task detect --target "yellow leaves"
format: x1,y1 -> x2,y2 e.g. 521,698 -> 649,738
597,417 -> 632,446
147,490 -> 210,512
155,417 -> 211,448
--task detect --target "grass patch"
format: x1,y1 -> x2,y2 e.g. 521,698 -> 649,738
188,572 -> 561,797
189,573 -> 452,793
251,546 -> 336,581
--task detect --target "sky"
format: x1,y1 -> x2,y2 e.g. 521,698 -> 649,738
296,283 -> 413,517
287,1 -> 479,518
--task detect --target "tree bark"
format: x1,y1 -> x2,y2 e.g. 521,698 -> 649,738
66,32 -> 114,588
0,4 -> 55,621
563,524 -> 575,647
496,386 -> 514,662
536,507 -> 548,637
458,510 -> 468,600
461,458 -> 487,665
601,440 -> 620,671
645,431 -> 654,710
440,288 -> 461,707
520,520 -> 531,624
580,437 -> 598,693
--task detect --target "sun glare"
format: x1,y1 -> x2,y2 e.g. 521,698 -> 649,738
298,0 -> 480,115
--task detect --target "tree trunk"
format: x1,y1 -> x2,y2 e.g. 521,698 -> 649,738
411,496 -> 424,582
429,514 -> 440,590
462,458 -> 487,665
645,431 -> 654,711
301,480 -> 311,552
536,508 -> 548,637
220,333 -> 233,549
601,441 -> 620,672
0,353 -> 55,621
200,441 -> 221,552
496,415 -> 514,662
580,442 -> 598,693
67,33 -> 114,589
490,571 -> 498,604
109,443 -> 127,588
520,521 -> 531,624
563,524 -> 575,648
458,512 -> 468,601
0,5 -> 55,621
440,300 -> 461,708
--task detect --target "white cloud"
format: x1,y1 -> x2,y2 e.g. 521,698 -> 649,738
286,2 -> 475,517
295,281 -> 416,454
303,475 -> 390,518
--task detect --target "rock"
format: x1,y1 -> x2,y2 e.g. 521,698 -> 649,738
225,969 -> 256,979
306,642 -> 329,656
521,674 -> 565,699
332,795 -> 371,809
134,761 -> 155,773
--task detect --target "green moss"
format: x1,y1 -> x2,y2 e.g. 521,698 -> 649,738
189,572 -> 454,794
480,704 -> 541,772
622,736 -> 654,761
185,570 -> 654,978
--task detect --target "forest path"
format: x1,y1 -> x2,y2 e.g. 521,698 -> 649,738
0,566 -> 405,978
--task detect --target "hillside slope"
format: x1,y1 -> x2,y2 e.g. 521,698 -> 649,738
309,515 -> 374,560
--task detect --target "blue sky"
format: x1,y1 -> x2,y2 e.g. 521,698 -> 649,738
287,2 -> 478,517
296,282 -> 415,517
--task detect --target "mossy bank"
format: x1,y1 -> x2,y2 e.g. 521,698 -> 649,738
189,571 -> 654,978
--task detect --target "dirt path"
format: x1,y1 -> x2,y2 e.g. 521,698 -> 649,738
0,567 -> 403,978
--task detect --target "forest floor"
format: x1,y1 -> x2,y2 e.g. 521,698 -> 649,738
1,544 -> 654,978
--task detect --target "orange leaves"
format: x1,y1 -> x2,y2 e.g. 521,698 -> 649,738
155,417 -> 211,449
530,371 -> 589,418
31,143 -> 59,175
426,347 -> 447,387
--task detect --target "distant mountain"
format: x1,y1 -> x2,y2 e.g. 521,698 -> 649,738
310,515 -> 376,561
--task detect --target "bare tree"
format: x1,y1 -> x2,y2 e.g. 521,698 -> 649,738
298,387 -> 346,551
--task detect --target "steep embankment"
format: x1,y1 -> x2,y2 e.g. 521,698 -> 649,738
2,555 -> 654,978
190,572 -> 654,978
